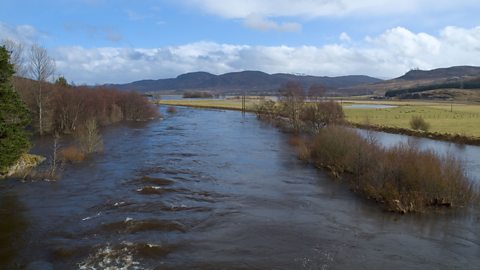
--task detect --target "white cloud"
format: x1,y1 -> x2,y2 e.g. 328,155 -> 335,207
339,32 -> 351,42
181,0 -> 478,32
182,0 -> 479,32
37,25 -> 480,84
0,22 -> 46,44
244,14 -> 301,32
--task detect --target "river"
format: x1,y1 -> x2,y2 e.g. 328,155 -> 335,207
0,107 -> 479,269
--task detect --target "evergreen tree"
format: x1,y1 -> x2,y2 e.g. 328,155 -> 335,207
0,46 -> 31,173
55,76 -> 69,87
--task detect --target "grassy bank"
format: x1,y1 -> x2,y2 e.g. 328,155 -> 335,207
158,98 -> 259,112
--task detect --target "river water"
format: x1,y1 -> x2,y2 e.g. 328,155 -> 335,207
0,107 -> 479,269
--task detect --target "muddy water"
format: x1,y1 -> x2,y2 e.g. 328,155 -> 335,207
1,107 -> 479,269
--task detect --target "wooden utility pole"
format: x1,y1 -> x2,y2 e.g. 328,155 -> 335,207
241,91 -> 246,115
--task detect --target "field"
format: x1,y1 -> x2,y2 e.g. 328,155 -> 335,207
159,98 -> 259,112
343,102 -> 480,138
159,98 -> 480,139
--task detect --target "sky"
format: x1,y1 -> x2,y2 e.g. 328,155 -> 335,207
1,0 -> 480,84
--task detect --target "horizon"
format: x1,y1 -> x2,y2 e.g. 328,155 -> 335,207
1,0 -> 480,84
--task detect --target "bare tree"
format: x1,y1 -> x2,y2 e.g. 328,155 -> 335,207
308,84 -> 326,101
301,101 -> 344,133
28,44 -> 55,135
77,118 -> 103,154
2,39 -> 26,76
279,81 -> 305,133
47,133 -> 63,179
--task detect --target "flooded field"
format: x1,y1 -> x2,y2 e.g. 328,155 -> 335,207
1,107 -> 479,269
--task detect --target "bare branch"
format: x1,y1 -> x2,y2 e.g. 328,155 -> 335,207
2,39 -> 26,76
28,44 -> 55,82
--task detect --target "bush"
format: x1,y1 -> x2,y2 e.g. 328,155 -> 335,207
364,143 -> 474,212
255,99 -> 277,121
307,126 -> 476,213
310,126 -> 367,175
59,146 -> 86,163
410,116 -> 430,131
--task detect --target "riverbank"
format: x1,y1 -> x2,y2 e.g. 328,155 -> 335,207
159,98 -> 258,112
349,122 -> 480,145
159,99 -> 480,145
0,153 -> 45,179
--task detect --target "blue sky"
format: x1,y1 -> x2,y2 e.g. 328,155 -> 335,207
1,0 -> 480,84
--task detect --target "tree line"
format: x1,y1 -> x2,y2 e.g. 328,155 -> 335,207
1,40 -> 158,174
3,39 -> 158,135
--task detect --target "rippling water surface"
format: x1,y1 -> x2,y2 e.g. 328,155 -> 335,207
0,107 -> 479,269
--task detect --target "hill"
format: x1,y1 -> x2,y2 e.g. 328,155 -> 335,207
398,66 -> 480,81
106,71 -> 382,95
340,65 -> 480,99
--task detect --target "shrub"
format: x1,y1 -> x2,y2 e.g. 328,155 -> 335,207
59,146 -> 86,163
364,144 -> 474,212
410,116 -> 430,131
307,126 -> 476,213
255,99 -> 277,121
310,127 -> 363,175
296,140 -> 311,162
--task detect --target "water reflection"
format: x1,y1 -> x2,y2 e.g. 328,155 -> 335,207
0,193 -> 28,269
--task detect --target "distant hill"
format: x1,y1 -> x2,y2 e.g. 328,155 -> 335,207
106,71 -> 382,95
398,66 -> 480,81
341,65 -> 480,98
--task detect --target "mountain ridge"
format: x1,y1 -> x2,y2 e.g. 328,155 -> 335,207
105,70 -> 382,95
105,66 -> 480,96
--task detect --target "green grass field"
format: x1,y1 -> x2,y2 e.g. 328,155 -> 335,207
159,98 -> 480,138
344,102 -> 480,138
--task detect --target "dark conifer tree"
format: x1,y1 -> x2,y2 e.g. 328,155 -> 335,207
0,46 -> 31,173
